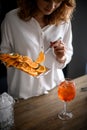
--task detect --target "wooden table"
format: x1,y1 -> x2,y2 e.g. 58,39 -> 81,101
11,75 -> 87,130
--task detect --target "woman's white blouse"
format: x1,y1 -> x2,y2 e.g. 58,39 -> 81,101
1,9 -> 73,99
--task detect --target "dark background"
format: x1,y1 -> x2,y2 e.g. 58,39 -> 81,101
67,0 -> 87,78
0,0 -> 87,93
0,0 -> 17,93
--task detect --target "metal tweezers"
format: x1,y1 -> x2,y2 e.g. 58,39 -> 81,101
44,37 -> 62,54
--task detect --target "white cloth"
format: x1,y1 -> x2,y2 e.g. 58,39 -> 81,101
0,9 -> 73,99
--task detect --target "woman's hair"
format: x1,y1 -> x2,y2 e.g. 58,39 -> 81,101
17,0 -> 76,25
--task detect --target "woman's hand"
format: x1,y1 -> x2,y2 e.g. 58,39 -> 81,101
50,39 -> 66,63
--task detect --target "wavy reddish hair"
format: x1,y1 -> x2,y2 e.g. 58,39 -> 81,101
17,0 -> 76,25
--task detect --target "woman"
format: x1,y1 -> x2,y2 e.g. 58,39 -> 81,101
0,0 -> 76,99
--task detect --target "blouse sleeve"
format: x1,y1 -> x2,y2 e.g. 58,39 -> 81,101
0,14 -> 13,53
54,20 -> 73,69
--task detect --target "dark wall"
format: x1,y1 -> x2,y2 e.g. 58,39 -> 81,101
0,0 -> 17,24
67,0 -> 87,78
0,0 -> 17,93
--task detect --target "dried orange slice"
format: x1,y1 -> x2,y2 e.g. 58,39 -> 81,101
36,65 -> 46,73
17,63 -> 38,76
6,59 -> 17,67
22,56 -> 39,69
35,51 -> 45,64
8,53 -> 20,58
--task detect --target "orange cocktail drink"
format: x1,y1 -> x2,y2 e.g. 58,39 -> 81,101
57,79 -> 76,120
58,80 -> 76,102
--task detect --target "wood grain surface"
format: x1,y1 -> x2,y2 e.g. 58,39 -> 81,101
11,75 -> 87,130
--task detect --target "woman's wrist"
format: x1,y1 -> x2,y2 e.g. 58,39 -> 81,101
52,48 -> 66,63
56,56 -> 66,63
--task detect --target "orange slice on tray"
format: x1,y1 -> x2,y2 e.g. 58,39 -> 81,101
8,53 -> 20,58
0,51 -> 46,77
16,62 -> 38,76
36,65 -> 46,73
17,55 -> 39,69
35,51 -> 45,64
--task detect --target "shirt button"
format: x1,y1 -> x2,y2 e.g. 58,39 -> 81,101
41,32 -> 44,37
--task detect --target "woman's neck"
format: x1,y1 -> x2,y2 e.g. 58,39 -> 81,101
33,13 -> 47,28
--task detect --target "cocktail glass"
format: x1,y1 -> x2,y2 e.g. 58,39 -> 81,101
57,79 -> 76,120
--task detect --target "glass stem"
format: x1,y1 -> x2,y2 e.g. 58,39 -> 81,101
64,102 -> 67,113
